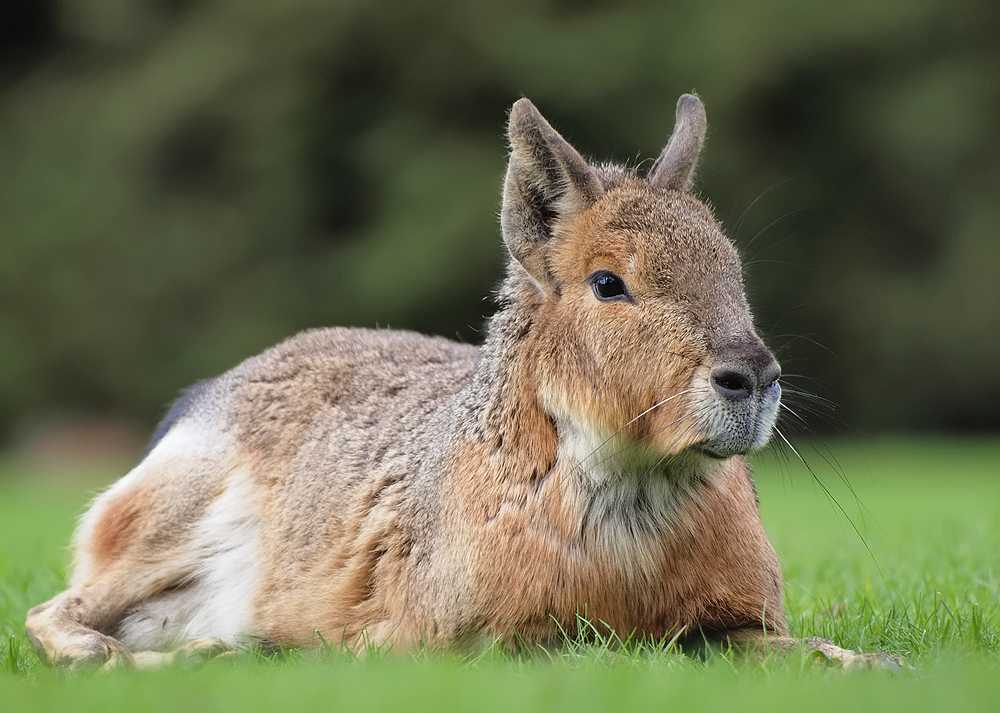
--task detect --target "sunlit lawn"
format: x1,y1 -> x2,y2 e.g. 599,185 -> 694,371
1,438 -> 998,711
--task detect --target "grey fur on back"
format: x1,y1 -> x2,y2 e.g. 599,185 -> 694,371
145,379 -> 215,456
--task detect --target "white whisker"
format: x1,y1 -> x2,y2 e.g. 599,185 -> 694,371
575,388 -> 696,468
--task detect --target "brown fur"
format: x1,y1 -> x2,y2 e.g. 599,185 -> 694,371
88,489 -> 144,566
25,95 -> 899,670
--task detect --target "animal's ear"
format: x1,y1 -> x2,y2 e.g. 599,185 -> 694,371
501,98 -> 603,289
649,94 -> 708,191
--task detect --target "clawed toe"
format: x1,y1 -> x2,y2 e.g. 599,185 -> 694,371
805,637 -> 907,671
60,634 -> 134,671
121,639 -> 235,671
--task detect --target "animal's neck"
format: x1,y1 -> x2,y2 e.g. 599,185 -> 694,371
576,431 -> 727,538
463,273 -> 558,482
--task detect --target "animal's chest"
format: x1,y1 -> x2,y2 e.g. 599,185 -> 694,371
465,474 -> 733,642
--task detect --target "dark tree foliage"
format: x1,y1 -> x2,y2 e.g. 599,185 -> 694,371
1,0 -> 998,437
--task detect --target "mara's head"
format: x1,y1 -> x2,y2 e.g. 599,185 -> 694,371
500,95 -> 780,463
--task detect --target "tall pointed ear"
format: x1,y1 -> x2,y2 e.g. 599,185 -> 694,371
649,94 -> 708,191
501,98 -> 603,289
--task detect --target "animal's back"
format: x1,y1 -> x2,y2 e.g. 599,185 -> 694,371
221,326 -> 479,474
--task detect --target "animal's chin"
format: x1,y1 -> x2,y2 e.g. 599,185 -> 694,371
691,424 -> 775,460
692,442 -> 752,460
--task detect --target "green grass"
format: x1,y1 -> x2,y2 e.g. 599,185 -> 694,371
2,437 -> 999,711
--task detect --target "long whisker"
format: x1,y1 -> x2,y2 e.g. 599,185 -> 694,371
807,441 -> 872,526
778,373 -> 821,382
780,392 -> 841,429
744,208 -> 805,250
578,394 -> 714,486
576,388 -> 696,468
640,404 -> 715,479
781,387 -> 838,409
769,427 -> 795,486
780,394 -> 834,418
743,259 -> 798,270
773,425 -> 883,577
592,389 -> 718,472
770,333 -> 836,356
779,401 -> 809,427
733,179 -> 793,240
584,407 -> 694,477
773,401 -> 870,527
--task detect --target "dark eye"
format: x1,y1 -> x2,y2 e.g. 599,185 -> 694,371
590,271 -> 629,301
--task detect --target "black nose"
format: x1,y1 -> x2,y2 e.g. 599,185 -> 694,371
710,341 -> 781,402
711,366 -> 755,401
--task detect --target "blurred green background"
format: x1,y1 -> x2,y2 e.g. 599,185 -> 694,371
2,0 -> 998,454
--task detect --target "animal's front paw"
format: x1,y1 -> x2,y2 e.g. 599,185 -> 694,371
107,638 -> 237,671
805,637 -> 906,671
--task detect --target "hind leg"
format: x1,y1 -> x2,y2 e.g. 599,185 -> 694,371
25,539 -> 200,669
28,591 -> 236,671
26,421 -> 237,668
